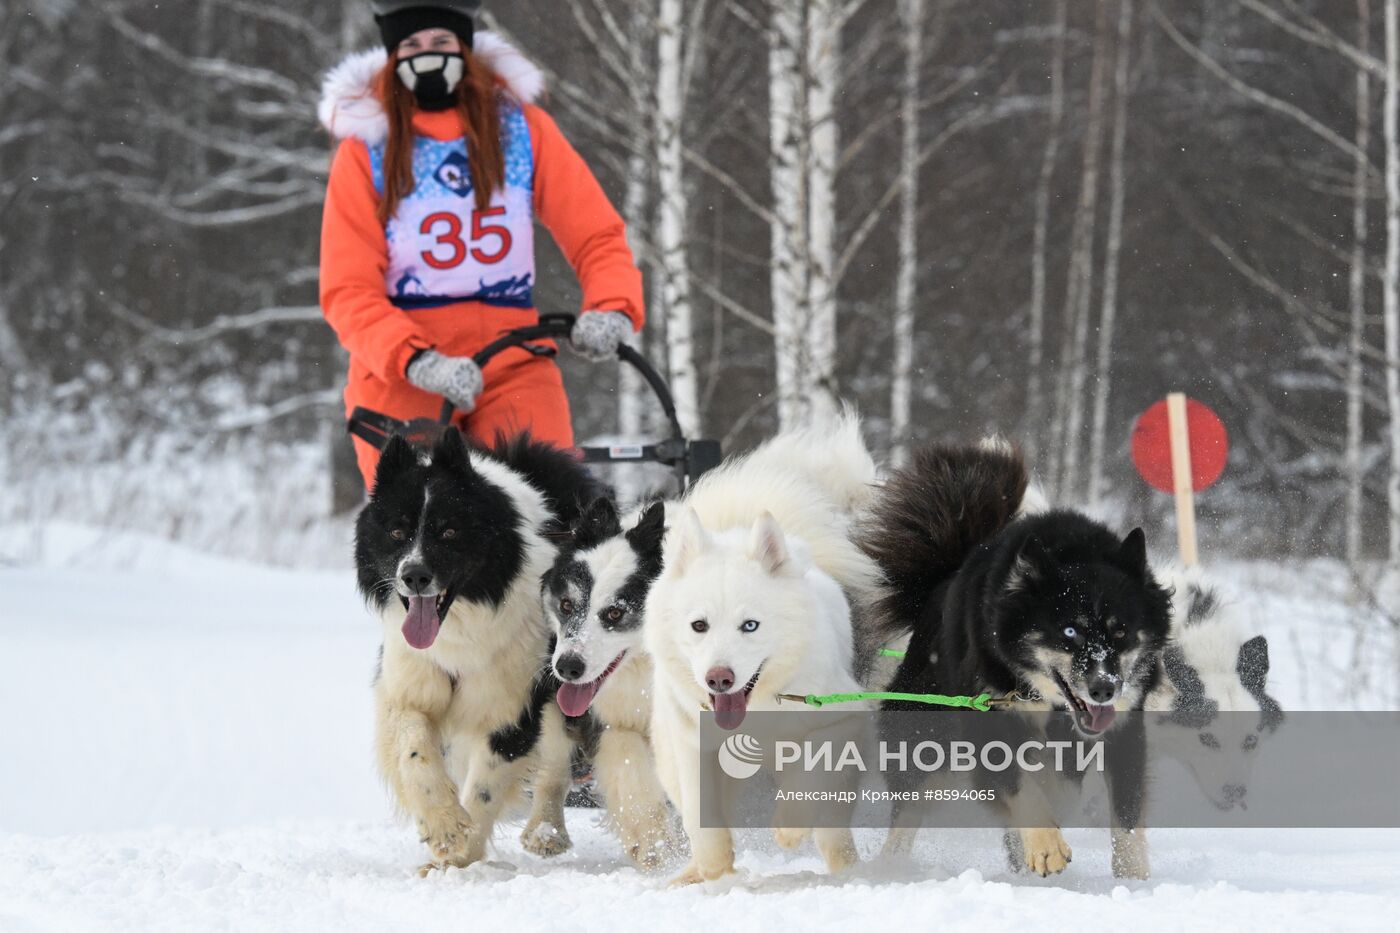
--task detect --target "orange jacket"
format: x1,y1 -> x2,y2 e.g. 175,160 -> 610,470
318,39 -> 644,386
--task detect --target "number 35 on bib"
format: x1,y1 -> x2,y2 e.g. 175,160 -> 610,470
370,112 -> 539,310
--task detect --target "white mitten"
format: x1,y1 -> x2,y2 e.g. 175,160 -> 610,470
568,310 -> 633,362
406,350 -> 484,412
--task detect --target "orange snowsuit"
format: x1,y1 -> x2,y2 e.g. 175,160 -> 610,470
318,43 -> 644,488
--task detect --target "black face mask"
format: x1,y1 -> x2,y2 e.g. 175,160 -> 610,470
395,52 -> 466,111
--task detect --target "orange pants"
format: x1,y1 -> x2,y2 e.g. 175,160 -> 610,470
350,345 -> 574,489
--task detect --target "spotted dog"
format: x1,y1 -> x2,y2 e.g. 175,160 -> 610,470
1146,566 -> 1283,811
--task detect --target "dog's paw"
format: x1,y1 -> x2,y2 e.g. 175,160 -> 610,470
520,821 -> 571,858
668,857 -> 735,887
418,807 -> 473,864
622,821 -> 681,871
815,831 -> 859,873
1002,830 -> 1025,873
417,855 -> 474,877
1021,827 -> 1072,877
627,841 -> 663,871
1111,828 -> 1150,880
668,862 -> 707,887
881,826 -> 919,858
773,827 -> 808,850
663,846 -> 733,885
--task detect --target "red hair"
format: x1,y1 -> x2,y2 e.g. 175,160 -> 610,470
376,52 -> 506,223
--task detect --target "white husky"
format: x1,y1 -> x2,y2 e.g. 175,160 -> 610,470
644,412 -> 884,885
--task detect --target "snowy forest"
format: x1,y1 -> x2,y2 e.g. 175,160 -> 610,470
5,0 -> 1400,567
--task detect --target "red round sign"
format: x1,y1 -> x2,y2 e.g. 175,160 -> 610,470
1131,398 -> 1229,494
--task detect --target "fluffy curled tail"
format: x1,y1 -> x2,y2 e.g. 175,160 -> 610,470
736,404 -> 877,515
856,440 -> 1029,644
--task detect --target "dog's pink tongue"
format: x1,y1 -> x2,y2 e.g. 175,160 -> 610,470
712,691 -> 749,731
402,596 -> 441,650
1087,704 -> 1117,732
556,681 -> 601,717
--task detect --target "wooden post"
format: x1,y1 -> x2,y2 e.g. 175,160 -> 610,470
1166,392 -> 1199,566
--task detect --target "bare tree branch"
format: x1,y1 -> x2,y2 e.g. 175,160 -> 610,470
1236,0 -> 1384,76
1151,2 -> 1377,176
106,11 -> 303,98
211,390 -> 341,432
107,298 -> 323,344
683,147 -> 780,226
691,277 -> 777,336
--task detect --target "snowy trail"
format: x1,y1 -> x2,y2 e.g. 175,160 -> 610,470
3,824 -> 1396,932
1,525 -> 1397,931
0,525 -> 383,836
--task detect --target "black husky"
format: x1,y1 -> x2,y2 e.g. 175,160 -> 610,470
858,441 -> 1172,878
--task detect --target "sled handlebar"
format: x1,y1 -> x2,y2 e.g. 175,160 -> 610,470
437,313 -> 684,441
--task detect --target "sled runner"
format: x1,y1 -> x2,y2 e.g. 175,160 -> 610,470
347,313 -> 722,488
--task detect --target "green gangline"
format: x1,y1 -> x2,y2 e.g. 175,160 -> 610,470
793,690 -> 996,712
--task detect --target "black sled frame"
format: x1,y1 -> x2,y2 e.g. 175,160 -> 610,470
347,313 -> 722,489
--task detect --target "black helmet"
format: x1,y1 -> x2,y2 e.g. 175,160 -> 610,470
372,1 -> 481,52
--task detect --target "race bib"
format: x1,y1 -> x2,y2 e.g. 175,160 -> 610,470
370,104 -> 536,309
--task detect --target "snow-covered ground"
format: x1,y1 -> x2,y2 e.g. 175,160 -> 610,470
1,524 -> 1397,931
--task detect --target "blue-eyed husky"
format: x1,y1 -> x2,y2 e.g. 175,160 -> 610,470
643,411 -> 885,885
859,441 -> 1172,878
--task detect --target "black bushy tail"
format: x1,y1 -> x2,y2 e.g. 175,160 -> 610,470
857,441 -> 1028,644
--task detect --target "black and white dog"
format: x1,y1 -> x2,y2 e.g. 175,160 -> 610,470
859,441 -> 1172,878
355,427 -> 603,871
1145,567 -> 1283,810
540,497 -> 680,867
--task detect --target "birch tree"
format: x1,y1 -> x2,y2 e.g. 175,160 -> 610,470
1026,0 -> 1069,468
619,31 -> 654,454
1048,0 -> 1111,501
0,8 -> 39,403
805,0 -> 841,423
769,0 -> 810,428
768,0 -> 848,428
656,0 -> 700,435
1348,0 -> 1374,565
1385,0 -> 1400,562
891,0 -> 925,466
1087,0 -> 1135,506
564,1 -> 666,455
495,1 -> 707,440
